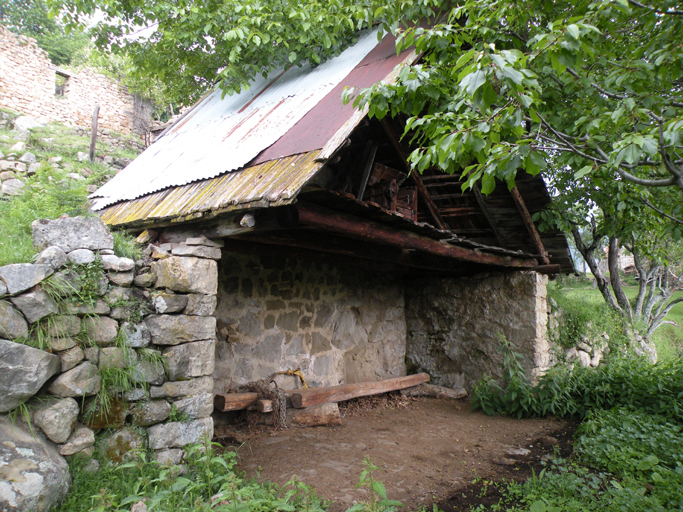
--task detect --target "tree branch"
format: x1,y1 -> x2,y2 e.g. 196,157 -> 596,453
643,200 -> 683,225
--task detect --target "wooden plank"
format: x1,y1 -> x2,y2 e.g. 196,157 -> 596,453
290,373 -> 430,409
89,104 -> 99,164
214,392 -> 260,412
509,186 -> 551,265
247,403 -> 342,427
356,142 -> 378,200
472,185 -> 507,249
296,201 -> 540,268
379,119 -> 449,230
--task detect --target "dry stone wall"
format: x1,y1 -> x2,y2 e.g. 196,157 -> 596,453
213,251 -> 407,392
0,217 -> 219,511
0,26 -> 150,135
405,271 -> 550,392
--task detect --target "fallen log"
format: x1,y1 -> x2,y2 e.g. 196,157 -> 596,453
290,373 -> 430,409
247,403 -> 342,427
400,383 -> 468,400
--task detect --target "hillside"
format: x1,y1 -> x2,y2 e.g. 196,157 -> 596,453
0,109 -> 144,265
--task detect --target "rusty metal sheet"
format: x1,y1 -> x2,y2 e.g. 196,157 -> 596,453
91,28 -> 383,211
99,152 -> 322,228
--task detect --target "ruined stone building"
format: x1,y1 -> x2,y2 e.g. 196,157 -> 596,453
90,27 -> 573,394
0,26 -> 151,135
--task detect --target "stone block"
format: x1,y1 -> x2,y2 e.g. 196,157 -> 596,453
151,256 -> 217,294
99,347 -> 138,369
59,346 -> 84,372
32,216 -> 114,253
0,417 -> 71,512
163,340 -> 215,381
123,388 -> 149,402
46,315 -> 81,338
49,270 -> 83,296
50,337 -> 77,351
172,244 -> 221,260
120,321 -> 151,348
172,392 -> 213,419
131,400 -> 171,427
0,300 -> 29,340
2,178 -> 25,195
35,246 -> 67,269
184,294 -> 217,316
0,339 -> 60,412
82,316 -> 118,346
131,360 -> 165,386
59,426 -> 95,456
0,263 -> 53,295
153,293 -> 188,314
67,249 -> 95,265
146,315 -> 216,345
0,280 -> 6,298
10,286 -> 58,323
186,236 -> 224,247
98,427 -> 146,463
100,255 -> 135,272
154,448 -> 184,465
105,286 -> 133,305
148,417 -> 213,450
64,299 -> 111,316
32,397 -> 79,444
47,362 -> 101,397
83,347 -> 101,364
107,271 -> 134,287
133,273 -> 156,287
150,376 -> 213,398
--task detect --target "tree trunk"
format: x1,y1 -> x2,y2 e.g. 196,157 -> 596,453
571,228 -> 621,312
608,237 -> 633,320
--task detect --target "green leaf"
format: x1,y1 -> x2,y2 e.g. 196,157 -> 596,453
460,69 -> 487,96
529,500 -> 546,512
574,165 -> 592,179
566,24 -> 580,40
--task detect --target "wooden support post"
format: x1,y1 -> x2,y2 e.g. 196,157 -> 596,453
296,202 -> 540,268
356,141 -> 378,201
472,185 -> 507,249
89,104 -> 99,164
290,373 -> 430,409
379,119 -> 449,230
509,186 -> 551,265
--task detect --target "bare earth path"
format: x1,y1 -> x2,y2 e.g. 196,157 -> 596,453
215,396 -> 570,511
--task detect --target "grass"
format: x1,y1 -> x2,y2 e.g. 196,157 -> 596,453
0,116 -> 143,266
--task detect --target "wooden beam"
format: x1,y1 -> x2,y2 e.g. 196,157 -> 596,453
214,392 -> 260,412
509,186 -> 551,265
237,230 -> 485,275
472,185 -> 507,249
290,373 -> 431,409
532,264 -> 561,275
400,383 -> 468,400
356,141 -> 378,201
379,119 -> 449,230
296,202 -> 540,268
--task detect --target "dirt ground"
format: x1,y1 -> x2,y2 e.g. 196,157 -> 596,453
214,394 -> 575,511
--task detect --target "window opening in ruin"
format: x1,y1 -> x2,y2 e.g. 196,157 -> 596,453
55,72 -> 68,98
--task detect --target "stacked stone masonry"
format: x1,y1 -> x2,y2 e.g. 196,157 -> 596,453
213,251 -> 407,392
0,217 -> 218,512
0,26 -> 151,135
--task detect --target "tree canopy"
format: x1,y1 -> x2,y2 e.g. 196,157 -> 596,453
1,0 -> 89,65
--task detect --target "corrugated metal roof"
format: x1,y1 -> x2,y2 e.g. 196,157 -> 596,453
91,28 -> 383,211
99,151 -> 322,227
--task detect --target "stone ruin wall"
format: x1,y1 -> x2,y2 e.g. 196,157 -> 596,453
0,217 -> 221,510
213,251 -> 407,392
0,26 -> 151,136
404,271 -> 550,392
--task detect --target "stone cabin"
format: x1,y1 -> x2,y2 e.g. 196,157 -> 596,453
91,28 -> 573,395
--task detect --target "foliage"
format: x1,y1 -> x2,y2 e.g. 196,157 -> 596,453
113,230 -> 142,261
0,0 -> 90,65
472,344 -> 683,423
575,408 -> 683,510
347,458 -> 404,512
55,440 -> 327,512
57,0 -> 443,106
548,287 -> 629,349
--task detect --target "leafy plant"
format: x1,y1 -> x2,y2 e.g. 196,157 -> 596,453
347,458 -> 404,512
112,230 -> 142,260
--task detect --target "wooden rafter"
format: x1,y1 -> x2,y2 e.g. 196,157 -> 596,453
472,185 -> 508,249
296,201 -> 539,268
509,186 -> 551,265
379,119 -> 449,230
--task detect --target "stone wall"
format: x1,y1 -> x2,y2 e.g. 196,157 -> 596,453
0,217 -> 219,511
405,271 -> 550,391
213,251 -> 407,392
0,26 -> 151,135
